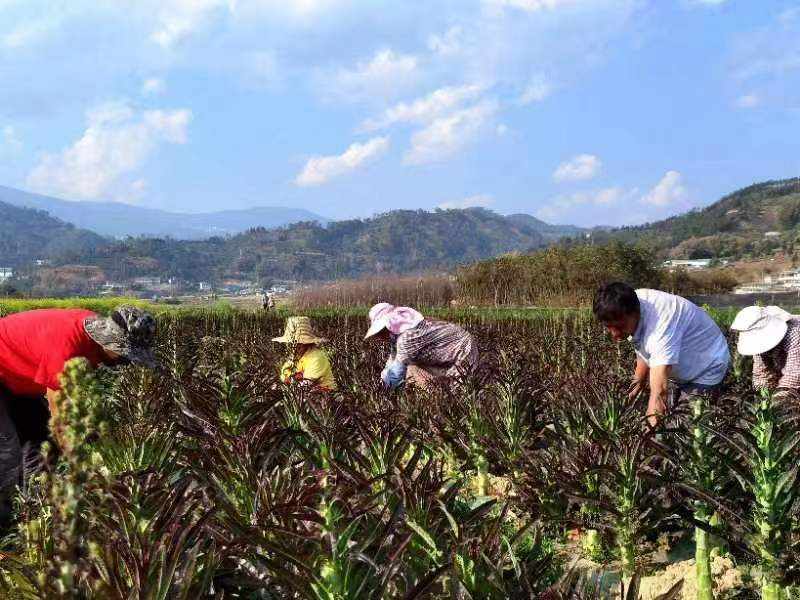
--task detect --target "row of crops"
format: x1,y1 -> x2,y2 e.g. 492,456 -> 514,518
0,308 -> 794,598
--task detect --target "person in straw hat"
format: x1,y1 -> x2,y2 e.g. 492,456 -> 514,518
364,303 -> 478,390
731,305 -> 800,395
273,316 -> 337,391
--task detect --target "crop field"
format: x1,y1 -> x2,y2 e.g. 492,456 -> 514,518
0,308 -> 794,599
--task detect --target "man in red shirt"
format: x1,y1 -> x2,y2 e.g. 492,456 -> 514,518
0,305 -> 156,519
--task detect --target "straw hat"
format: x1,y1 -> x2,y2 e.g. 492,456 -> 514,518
272,317 -> 326,345
731,305 -> 793,356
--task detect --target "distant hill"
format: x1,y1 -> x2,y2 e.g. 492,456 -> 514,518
0,201 -> 108,268
74,207 -> 548,283
0,186 -> 328,240
505,213 -> 588,242
593,178 -> 800,260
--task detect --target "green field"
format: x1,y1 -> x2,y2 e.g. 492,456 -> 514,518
0,304 -> 791,598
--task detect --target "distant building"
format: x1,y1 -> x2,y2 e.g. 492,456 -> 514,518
0,268 -> 13,281
663,259 -> 713,271
776,270 -> 800,289
765,231 -> 782,238
733,283 -> 775,295
734,268 -> 800,293
133,276 -> 161,287
198,281 -> 212,291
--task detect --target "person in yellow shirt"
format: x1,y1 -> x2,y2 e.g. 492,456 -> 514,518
273,317 -> 337,391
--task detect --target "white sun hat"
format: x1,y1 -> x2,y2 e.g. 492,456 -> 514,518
364,303 -> 424,339
731,305 -> 793,356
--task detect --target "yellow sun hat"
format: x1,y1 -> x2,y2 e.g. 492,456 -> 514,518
272,316 -> 327,345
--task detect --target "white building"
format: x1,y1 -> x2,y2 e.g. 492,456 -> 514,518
734,268 -> 800,294
0,268 -> 13,281
733,283 -> 775,295
133,276 -> 161,287
776,270 -> 800,290
663,259 -> 713,271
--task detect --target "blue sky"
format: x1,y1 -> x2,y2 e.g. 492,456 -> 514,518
0,0 -> 798,226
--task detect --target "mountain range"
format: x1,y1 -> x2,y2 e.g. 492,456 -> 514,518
69,207 -> 550,284
3,177 -> 800,292
592,177 -> 800,259
0,186 -> 327,240
0,201 -> 107,269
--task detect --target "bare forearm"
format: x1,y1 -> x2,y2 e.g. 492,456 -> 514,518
647,385 -> 668,417
634,357 -> 649,382
628,357 -> 650,401
646,365 -> 671,427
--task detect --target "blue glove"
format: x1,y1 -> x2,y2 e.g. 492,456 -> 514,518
381,360 -> 407,389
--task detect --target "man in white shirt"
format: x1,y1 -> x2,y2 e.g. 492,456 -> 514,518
593,282 -> 730,426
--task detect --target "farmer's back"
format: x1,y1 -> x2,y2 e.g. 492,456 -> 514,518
0,309 -> 106,397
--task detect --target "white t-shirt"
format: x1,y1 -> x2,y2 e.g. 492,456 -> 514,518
631,289 -> 730,385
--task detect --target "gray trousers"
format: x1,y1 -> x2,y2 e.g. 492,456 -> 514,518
0,400 -> 21,522
672,381 -> 723,407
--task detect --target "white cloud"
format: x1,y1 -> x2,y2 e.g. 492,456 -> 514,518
641,170 -> 688,207
483,0 -> 582,13
228,0 -> 347,22
295,136 -> 389,187
553,154 -> 602,182
360,84 -> 485,132
326,49 -> 419,103
119,178 -> 149,203
150,0 -> 226,48
428,26 -> 464,57
147,0 -> 349,47
404,100 -> 498,165
735,93 -> 760,109
1,125 -> 22,154
536,186 -> 631,221
27,101 -> 192,200
537,170 -> 690,225
2,19 -> 55,49
519,75 -> 553,105
690,0 -> 727,5
732,11 -> 800,81
142,77 -> 166,96
439,193 -> 494,210
496,124 -> 509,136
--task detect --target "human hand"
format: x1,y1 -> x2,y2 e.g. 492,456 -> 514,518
628,376 -> 646,401
645,395 -> 667,429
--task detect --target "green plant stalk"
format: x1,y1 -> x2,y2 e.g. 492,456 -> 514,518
615,452 -> 637,578
617,529 -> 635,578
580,472 -> 603,561
691,395 -> 714,600
752,392 -> 789,600
581,529 -> 602,561
762,582 -> 782,600
695,525 -> 713,600
474,451 -> 489,497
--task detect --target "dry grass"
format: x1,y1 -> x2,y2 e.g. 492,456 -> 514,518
292,275 -> 456,309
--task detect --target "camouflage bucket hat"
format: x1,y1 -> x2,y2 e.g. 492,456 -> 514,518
84,305 -> 158,368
